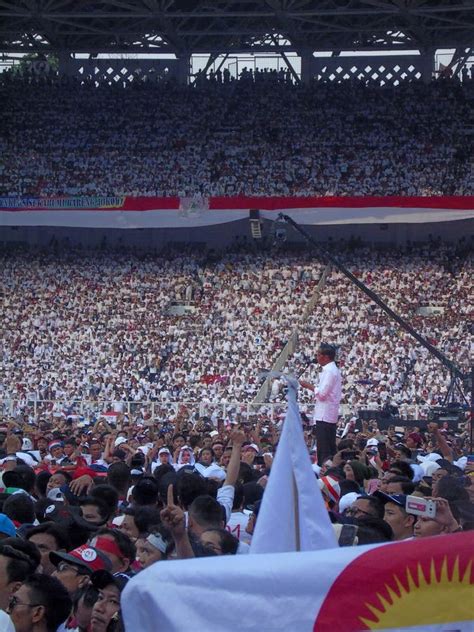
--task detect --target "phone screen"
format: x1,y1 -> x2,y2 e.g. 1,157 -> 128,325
338,524 -> 358,547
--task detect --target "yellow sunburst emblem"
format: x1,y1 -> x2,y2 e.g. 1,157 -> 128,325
314,533 -> 474,631
360,557 -> 473,629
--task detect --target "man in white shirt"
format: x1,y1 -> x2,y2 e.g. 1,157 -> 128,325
300,343 -> 342,465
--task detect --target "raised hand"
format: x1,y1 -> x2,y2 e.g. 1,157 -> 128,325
229,428 -> 246,446
160,484 -> 186,538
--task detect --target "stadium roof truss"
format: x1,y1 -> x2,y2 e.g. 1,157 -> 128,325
0,0 -> 473,56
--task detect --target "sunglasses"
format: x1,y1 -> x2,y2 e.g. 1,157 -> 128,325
56,561 -> 89,575
345,507 -> 373,518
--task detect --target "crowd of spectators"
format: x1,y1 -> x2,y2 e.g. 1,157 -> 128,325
1,240 -> 471,425
1,73 -> 473,198
0,61 -> 472,632
0,398 -> 472,630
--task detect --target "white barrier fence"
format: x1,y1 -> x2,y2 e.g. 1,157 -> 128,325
0,399 -> 424,424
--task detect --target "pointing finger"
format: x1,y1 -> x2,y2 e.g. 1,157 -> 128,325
167,483 -> 175,507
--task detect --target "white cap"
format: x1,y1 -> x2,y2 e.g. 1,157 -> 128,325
47,488 -> 65,502
417,453 -> 442,463
22,438 -> 33,451
114,436 -> 128,448
419,461 -> 441,476
15,452 -> 37,468
339,492 -> 360,514
453,456 -> 467,471
410,464 -> 424,483
159,448 -> 171,456
246,443 -> 259,453
366,438 -> 378,447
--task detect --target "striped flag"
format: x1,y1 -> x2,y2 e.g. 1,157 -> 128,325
122,532 -> 473,632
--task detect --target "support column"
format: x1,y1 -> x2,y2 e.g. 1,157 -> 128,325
176,53 -> 191,85
419,48 -> 435,83
57,51 -> 74,77
299,48 -> 315,84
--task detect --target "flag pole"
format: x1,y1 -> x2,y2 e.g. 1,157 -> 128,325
292,473 -> 301,551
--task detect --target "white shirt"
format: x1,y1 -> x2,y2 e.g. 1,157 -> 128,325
226,511 -> 252,544
312,361 -> 342,424
217,484 -> 235,523
0,611 -> 15,632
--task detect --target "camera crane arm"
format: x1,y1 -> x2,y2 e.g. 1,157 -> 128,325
278,213 -> 467,383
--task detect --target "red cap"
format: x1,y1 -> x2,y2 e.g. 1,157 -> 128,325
50,545 -> 112,573
90,536 -> 123,561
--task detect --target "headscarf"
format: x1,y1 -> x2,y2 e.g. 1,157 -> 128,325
174,445 -> 196,470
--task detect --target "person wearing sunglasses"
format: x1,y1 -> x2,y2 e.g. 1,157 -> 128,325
7,573 -> 72,632
343,496 -> 384,521
49,545 -> 112,595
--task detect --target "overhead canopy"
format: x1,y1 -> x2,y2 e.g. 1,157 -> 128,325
0,0 -> 473,55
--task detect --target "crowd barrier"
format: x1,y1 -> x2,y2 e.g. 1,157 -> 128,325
0,399 -> 427,425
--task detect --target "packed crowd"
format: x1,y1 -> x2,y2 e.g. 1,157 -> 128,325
1,241 -> 471,424
0,401 -> 472,631
1,75 -> 473,198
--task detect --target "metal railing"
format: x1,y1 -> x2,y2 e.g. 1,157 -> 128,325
0,398 -> 425,423
0,398 -> 306,423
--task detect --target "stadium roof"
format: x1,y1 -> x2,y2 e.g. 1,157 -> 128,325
0,0 -> 473,56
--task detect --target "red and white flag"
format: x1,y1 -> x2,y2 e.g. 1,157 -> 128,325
122,532 -> 473,631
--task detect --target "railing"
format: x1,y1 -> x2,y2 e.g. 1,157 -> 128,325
0,398 -> 310,423
0,398 -> 424,423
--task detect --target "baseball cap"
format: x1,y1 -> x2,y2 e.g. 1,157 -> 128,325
22,438 -> 33,451
417,453 -> 442,464
42,503 -> 98,531
158,448 -> 171,456
89,536 -> 124,561
338,492 -> 360,514
114,437 -> 128,448
50,545 -> 112,574
373,491 -> 407,507
47,487 -> 65,502
366,438 -> 378,448
91,569 -> 129,592
245,443 -> 259,453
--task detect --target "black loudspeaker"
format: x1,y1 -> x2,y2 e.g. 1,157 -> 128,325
358,409 -> 380,422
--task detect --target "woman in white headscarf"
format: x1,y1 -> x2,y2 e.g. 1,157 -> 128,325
173,446 -> 195,471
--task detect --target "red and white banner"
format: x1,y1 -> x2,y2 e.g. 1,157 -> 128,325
1,196 -> 474,228
122,532 -> 473,632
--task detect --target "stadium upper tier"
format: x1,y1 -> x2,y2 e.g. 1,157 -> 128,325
1,242 -> 472,418
0,74 -> 473,198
